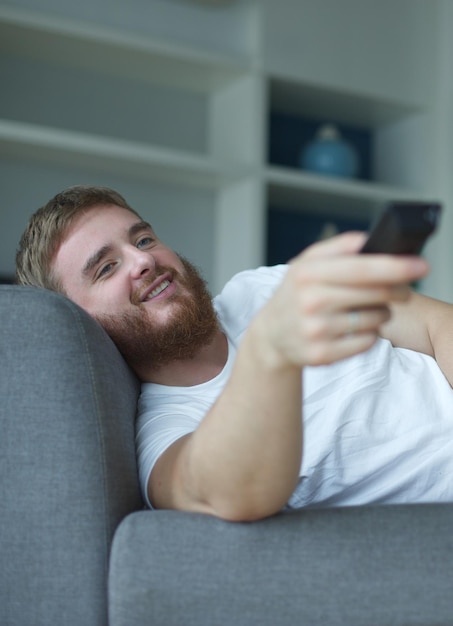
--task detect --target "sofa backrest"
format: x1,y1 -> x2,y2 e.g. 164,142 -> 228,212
0,285 -> 143,626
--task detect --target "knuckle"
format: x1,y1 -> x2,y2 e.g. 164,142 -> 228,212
303,317 -> 329,342
307,342 -> 332,366
299,291 -> 326,316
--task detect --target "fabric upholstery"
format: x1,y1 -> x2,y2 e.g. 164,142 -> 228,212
2,284 -> 453,626
109,506 -> 453,626
0,286 -> 142,626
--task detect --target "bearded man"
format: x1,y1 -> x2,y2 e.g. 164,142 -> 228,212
16,185 -> 453,521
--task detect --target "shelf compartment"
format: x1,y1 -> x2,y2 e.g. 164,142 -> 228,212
0,119 -> 246,188
267,75 -> 427,193
0,5 -> 250,92
269,75 -> 422,128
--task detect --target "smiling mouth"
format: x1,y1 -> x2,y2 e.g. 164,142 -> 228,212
142,279 -> 170,302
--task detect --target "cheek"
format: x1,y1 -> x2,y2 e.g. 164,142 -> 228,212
161,249 -> 184,270
72,285 -> 128,319
61,284 -> 93,313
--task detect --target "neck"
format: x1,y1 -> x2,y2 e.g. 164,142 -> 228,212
136,329 -> 228,386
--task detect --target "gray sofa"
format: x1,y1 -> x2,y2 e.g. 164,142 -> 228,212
1,284 -> 453,626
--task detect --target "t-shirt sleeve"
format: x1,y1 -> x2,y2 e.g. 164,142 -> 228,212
214,264 -> 288,333
136,400 -> 201,509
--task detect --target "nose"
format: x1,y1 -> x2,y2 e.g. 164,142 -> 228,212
128,245 -> 156,280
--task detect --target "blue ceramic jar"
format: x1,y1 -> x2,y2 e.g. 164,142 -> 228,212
300,124 -> 359,179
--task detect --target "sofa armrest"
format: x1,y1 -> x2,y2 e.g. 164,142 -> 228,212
0,286 -> 143,626
109,505 -> 453,626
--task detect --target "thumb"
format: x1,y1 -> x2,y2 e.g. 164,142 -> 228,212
291,231 -> 367,263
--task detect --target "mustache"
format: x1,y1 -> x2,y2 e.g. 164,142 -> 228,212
131,267 -> 177,306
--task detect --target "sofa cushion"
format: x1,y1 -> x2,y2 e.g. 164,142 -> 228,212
109,505 -> 453,626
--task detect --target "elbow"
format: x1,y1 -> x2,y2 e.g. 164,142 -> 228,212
202,472 -> 301,522
207,490 -> 292,523
209,507 -> 275,523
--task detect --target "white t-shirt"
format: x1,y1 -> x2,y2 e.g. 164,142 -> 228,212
136,265 -> 453,509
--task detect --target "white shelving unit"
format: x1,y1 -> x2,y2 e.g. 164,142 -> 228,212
265,72 -> 432,223
266,166 -> 428,218
0,2 -> 261,292
1,0 -> 450,299
0,4 -> 251,183
0,5 -> 249,90
0,119 -> 240,187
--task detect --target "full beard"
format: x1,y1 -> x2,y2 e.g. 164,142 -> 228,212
96,257 -> 220,375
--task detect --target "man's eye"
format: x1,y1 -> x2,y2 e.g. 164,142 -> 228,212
97,262 -> 114,278
137,236 -> 153,249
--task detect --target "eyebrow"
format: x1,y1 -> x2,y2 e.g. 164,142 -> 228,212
81,220 -> 154,278
82,244 -> 113,278
129,220 -> 153,239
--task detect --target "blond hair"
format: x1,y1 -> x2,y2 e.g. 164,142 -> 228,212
16,185 -> 141,292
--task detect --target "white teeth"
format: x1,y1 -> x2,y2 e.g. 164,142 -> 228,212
145,279 -> 170,300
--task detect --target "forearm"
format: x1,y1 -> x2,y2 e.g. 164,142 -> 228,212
382,291 -> 453,386
173,321 -> 304,521
418,295 -> 453,386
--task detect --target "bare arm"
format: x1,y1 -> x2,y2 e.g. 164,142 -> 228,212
381,290 -> 453,386
149,233 -> 430,521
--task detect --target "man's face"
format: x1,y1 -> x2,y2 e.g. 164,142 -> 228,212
53,204 -> 218,374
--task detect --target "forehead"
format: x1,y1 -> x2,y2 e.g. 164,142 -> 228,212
67,204 -> 142,238
60,204 -> 149,253
53,204 -> 148,283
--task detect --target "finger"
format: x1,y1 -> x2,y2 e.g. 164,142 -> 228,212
342,307 -> 391,337
301,306 -> 391,343
291,232 -> 367,262
304,332 -> 380,366
297,284 -> 411,319
293,254 -> 429,287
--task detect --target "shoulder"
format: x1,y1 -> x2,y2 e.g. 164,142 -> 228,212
216,265 -> 287,303
214,265 -> 288,334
